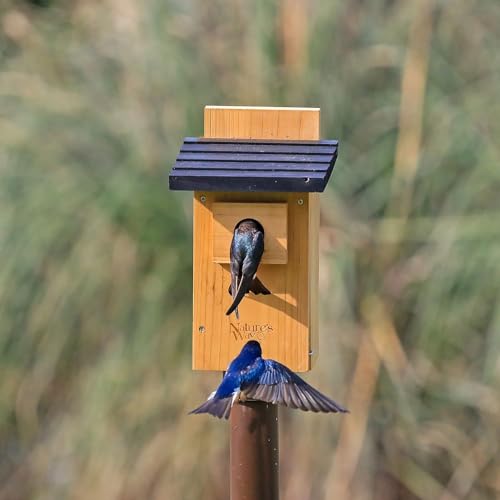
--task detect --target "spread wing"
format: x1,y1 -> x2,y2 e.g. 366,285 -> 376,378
243,360 -> 348,413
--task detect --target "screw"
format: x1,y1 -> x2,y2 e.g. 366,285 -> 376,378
297,198 -> 304,206
308,350 -> 314,356
198,325 -> 206,334
200,195 -> 207,203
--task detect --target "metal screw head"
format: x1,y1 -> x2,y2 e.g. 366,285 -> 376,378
198,325 -> 206,334
200,195 -> 207,203
297,198 -> 304,206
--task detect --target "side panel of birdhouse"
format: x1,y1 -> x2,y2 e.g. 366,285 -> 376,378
192,106 -> 320,372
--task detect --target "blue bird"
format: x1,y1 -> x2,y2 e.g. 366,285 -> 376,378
226,219 -> 271,320
189,340 -> 348,419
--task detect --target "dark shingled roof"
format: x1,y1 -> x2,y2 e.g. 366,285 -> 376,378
169,137 -> 339,192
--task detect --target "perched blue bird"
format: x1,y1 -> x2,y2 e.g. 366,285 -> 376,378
189,340 -> 348,419
226,219 -> 271,319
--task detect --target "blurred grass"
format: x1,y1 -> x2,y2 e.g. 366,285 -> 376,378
1,1 -> 500,499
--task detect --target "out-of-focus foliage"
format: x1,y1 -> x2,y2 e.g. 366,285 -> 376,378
1,1 -> 499,499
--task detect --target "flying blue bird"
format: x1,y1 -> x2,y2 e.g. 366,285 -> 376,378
226,219 -> 271,319
189,340 -> 348,419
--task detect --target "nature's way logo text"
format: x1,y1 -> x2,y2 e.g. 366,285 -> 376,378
230,322 -> 274,341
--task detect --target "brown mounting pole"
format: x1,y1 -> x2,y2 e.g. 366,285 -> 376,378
230,402 -> 279,500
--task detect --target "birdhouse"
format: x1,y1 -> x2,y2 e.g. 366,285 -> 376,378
169,106 -> 338,372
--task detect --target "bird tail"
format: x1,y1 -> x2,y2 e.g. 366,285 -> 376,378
226,274 -> 251,317
250,276 -> 271,295
228,276 -> 241,319
226,276 -> 270,317
189,397 -> 233,420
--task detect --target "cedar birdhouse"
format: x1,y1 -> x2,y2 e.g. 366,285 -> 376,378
169,106 -> 338,372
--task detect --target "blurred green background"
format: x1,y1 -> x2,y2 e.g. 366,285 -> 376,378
1,1 -> 499,499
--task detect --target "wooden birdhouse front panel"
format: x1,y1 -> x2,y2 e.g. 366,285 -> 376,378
193,190 -> 318,372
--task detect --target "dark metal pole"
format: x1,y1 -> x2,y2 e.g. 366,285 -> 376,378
230,401 -> 279,500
